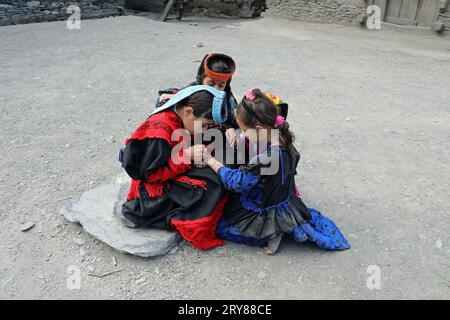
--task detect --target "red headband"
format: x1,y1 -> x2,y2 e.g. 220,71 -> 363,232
203,53 -> 236,82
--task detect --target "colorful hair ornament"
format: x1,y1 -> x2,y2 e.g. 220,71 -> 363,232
265,91 -> 288,120
245,89 -> 256,101
265,92 -> 282,105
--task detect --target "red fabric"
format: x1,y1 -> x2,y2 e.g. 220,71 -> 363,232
124,110 -> 183,147
127,179 -> 169,200
146,155 -> 191,184
173,175 -> 207,190
125,109 -> 195,200
203,52 -> 236,82
171,194 -> 229,250
127,179 -> 141,201
205,68 -> 233,81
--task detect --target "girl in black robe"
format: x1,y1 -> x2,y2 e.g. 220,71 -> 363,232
119,86 -> 230,250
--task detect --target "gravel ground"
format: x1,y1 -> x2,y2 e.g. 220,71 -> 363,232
0,12 -> 449,300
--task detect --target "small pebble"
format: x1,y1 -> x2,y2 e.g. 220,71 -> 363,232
20,222 -> 35,232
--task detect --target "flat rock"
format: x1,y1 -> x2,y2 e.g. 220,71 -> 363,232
61,172 -> 181,258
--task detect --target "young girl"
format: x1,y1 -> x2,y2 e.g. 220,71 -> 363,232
198,88 -> 350,254
119,85 -> 231,250
157,52 -> 239,145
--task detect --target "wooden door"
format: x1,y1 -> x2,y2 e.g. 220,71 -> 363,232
384,0 -> 439,27
385,0 -> 420,26
417,0 -> 439,27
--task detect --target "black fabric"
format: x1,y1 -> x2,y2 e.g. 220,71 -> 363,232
121,135 -> 226,229
122,167 -> 226,230
167,167 -> 226,221
220,147 -> 312,240
121,138 -> 172,181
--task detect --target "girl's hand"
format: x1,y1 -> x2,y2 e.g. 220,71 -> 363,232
225,128 -> 237,148
185,144 -> 206,165
203,148 -> 223,173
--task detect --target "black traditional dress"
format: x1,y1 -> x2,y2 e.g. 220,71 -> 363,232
216,144 -> 350,250
120,109 -> 228,250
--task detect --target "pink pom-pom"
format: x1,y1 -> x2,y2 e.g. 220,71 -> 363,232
275,115 -> 285,126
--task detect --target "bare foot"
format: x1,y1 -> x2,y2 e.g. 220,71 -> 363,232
264,234 -> 283,255
264,246 -> 274,255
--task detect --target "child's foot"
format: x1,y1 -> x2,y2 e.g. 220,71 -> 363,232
264,234 -> 283,255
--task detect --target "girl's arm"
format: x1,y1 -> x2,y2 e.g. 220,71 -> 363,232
122,138 -> 192,182
206,156 -> 224,174
203,150 -> 260,194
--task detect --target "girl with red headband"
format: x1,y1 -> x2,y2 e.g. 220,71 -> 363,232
157,52 -> 239,146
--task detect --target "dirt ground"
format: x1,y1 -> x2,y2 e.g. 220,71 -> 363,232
0,12 -> 449,299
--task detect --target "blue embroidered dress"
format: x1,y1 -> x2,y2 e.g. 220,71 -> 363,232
216,145 -> 350,250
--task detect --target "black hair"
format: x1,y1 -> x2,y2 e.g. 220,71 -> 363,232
196,54 -> 238,120
237,89 -> 298,156
176,90 -> 214,120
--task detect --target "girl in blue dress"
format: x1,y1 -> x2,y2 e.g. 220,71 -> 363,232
199,88 -> 350,255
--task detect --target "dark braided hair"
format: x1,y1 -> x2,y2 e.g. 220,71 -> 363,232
237,88 -> 298,156
176,90 -> 214,120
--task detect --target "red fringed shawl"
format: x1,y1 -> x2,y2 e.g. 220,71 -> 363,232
125,110 -> 206,200
171,194 -> 229,250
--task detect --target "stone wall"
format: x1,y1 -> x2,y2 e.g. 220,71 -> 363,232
191,0 -> 267,18
125,0 -> 267,18
0,0 -> 124,26
266,0 -> 367,23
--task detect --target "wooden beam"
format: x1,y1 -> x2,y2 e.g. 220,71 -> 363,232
160,0 -> 176,22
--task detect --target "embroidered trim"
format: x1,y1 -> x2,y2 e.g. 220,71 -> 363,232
216,219 -> 267,246
292,208 -> 351,251
125,110 -> 183,146
240,194 -> 291,214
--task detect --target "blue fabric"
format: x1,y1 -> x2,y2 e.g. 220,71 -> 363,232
219,166 -> 260,194
216,219 -> 267,247
293,208 -> 350,251
229,96 -> 236,111
219,163 -> 292,214
241,192 -> 290,214
150,85 -> 228,124
279,149 -> 285,185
